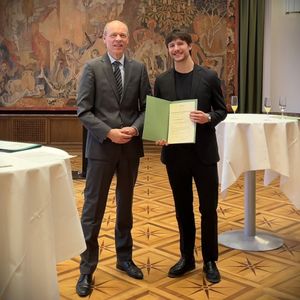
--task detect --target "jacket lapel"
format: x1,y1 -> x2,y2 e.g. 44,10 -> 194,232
122,57 -> 132,104
191,65 -> 200,99
167,69 -> 177,100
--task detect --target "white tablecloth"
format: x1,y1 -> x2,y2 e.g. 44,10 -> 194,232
0,146 -> 86,300
216,114 -> 300,209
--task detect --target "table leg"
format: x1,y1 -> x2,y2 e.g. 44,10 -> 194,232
218,170 -> 283,251
245,171 -> 256,236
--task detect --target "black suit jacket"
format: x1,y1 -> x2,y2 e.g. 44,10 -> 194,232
77,53 -> 151,161
154,65 -> 227,164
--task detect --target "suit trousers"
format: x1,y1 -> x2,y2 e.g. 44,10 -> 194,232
165,150 -> 219,263
79,153 -> 139,275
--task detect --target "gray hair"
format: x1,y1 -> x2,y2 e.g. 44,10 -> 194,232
103,20 -> 129,37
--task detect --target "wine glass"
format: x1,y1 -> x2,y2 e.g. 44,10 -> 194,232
263,97 -> 272,119
231,96 -> 238,118
279,96 -> 287,119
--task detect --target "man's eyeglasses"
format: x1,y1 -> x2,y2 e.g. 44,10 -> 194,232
108,33 -> 128,39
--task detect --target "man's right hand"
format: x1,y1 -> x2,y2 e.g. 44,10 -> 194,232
155,140 -> 168,146
107,129 -> 132,144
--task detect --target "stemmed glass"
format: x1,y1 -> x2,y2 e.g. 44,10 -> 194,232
231,96 -> 238,118
279,96 -> 287,119
263,97 -> 272,120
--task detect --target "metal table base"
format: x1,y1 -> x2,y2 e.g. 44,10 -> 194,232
218,171 -> 283,251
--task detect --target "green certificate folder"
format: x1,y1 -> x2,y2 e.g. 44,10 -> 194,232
142,96 -> 198,144
0,140 -> 42,152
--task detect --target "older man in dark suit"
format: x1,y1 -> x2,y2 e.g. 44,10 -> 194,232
76,20 -> 151,297
154,29 -> 227,284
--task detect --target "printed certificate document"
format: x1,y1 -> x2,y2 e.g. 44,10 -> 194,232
142,96 -> 198,144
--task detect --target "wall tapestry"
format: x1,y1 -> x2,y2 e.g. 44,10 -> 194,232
0,0 -> 238,112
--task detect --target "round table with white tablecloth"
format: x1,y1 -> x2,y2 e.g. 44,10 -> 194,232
216,114 -> 300,251
0,146 -> 86,300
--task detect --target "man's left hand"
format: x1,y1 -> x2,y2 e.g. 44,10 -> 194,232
190,110 -> 210,124
120,127 -> 137,137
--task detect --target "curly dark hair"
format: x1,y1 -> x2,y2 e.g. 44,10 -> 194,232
165,29 -> 192,47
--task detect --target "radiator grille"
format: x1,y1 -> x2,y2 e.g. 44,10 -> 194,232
12,119 -> 47,143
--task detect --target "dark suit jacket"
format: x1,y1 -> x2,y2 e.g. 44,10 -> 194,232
77,53 -> 151,161
154,65 -> 227,164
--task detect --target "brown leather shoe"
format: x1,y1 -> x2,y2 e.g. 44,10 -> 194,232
116,260 -> 144,279
76,274 -> 93,297
203,261 -> 221,283
168,257 -> 196,278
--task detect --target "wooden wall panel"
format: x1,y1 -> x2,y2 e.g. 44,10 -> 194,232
0,118 -> 11,140
13,118 -> 47,143
49,117 -> 82,144
0,115 -> 82,148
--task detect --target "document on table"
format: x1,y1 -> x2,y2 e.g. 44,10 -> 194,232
0,140 -> 42,152
142,96 -> 197,144
0,159 -> 13,168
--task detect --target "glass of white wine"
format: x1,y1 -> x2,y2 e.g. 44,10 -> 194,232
263,97 -> 272,119
231,96 -> 238,118
279,96 -> 287,119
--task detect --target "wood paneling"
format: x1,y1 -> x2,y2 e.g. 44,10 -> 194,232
13,118 -> 47,143
49,117 -> 82,144
0,114 -> 82,147
0,118 -> 11,140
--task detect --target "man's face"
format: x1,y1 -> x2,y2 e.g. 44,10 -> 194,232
167,38 -> 191,63
0,62 -> 8,73
103,21 -> 129,60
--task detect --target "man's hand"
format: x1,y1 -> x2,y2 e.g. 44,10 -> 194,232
120,126 -> 137,137
190,110 -> 210,124
107,128 -> 132,144
155,140 -> 168,146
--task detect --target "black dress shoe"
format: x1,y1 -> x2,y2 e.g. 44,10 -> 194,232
76,274 -> 93,297
116,260 -> 143,279
168,257 -> 196,278
203,261 -> 221,283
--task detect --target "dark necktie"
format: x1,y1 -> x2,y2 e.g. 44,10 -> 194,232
112,61 -> 123,99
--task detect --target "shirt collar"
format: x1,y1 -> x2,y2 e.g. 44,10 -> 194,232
108,53 -> 125,66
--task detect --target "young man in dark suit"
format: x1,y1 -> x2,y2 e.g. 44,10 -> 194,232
76,20 -> 151,297
154,29 -> 227,284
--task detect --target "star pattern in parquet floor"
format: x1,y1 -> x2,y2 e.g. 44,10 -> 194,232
58,148 -> 300,300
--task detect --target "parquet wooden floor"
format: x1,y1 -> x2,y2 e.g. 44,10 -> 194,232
58,148 -> 300,300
